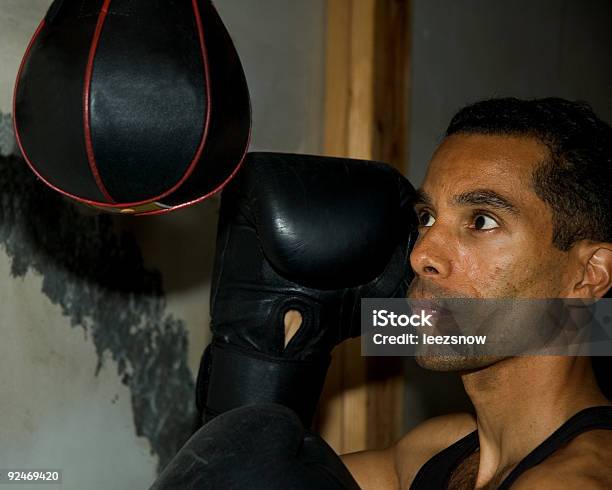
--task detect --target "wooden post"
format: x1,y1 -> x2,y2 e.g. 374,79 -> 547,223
316,0 -> 411,454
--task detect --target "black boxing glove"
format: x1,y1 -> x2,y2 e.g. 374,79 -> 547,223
197,152 -> 417,426
151,404 -> 360,490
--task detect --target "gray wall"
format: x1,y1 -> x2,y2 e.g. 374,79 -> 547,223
218,0 -> 325,153
0,1 -> 325,488
405,0 -> 612,429
408,0 -> 612,186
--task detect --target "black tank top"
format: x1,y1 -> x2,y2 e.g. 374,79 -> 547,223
410,406 -> 612,489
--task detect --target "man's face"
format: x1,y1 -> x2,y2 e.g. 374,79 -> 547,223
408,133 -> 577,370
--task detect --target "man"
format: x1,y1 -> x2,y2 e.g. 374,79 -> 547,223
341,98 -> 612,489
153,98 -> 612,489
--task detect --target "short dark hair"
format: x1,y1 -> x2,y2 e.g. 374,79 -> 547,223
446,97 -> 612,252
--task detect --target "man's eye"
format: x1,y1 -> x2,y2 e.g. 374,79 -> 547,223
418,211 -> 435,227
472,214 -> 499,230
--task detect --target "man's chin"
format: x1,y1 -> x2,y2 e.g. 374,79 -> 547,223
415,354 -> 504,372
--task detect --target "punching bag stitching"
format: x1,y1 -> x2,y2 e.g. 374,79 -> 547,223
161,0 -> 215,198
78,0 -> 214,207
132,0 -> 255,216
83,0 -> 116,203
136,0 -> 255,216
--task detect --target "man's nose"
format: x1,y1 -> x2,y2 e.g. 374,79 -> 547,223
409,226 -> 452,279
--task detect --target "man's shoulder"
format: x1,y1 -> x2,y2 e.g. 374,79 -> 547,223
393,412 -> 477,489
512,463 -> 611,490
512,429 -> 612,490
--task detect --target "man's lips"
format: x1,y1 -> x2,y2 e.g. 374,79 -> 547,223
407,277 -> 471,300
409,298 -> 459,334
408,282 -> 474,335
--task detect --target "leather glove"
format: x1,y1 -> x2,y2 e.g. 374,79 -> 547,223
151,404 -> 361,490
197,152 -> 418,426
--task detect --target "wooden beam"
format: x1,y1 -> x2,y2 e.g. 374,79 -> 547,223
373,0 -> 411,173
366,0 -> 410,451
323,0 -> 351,157
317,0 -> 411,454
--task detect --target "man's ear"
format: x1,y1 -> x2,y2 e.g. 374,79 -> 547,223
574,244 -> 612,298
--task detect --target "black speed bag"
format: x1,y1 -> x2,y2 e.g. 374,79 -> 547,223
13,0 -> 251,215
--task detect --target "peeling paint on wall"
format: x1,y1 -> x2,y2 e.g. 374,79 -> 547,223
0,111 -> 196,472
0,112 -> 16,157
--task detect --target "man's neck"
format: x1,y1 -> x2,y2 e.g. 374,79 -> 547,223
462,356 -> 609,488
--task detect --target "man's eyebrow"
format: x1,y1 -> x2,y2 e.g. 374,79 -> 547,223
414,189 -> 433,207
454,189 -> 519,214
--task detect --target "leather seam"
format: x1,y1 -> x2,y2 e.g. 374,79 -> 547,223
83,0 -> 116,202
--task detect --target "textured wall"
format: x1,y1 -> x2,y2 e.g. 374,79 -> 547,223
0,1 -> 325,488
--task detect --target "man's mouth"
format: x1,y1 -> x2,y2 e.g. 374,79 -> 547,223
406,300 -> 454,333
407,286 -> 462,335
407,277 -> 472,300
